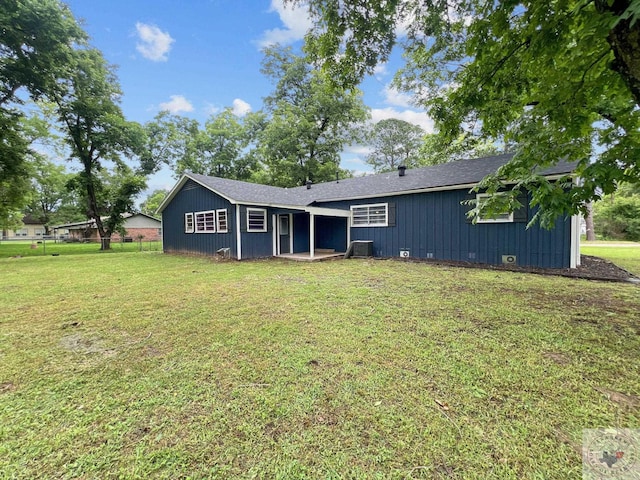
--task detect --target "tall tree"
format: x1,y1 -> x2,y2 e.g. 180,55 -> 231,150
366,118 -> 424,172
26,157 -> 77,234
297,0 -> 640,226
144,111 -> 199,176
0,112 -> 32,231
419,133 -> 500,167
140,189 -> 167,216
0,0 -> 87,229
177,109 -> 254,179
146,110 -> 265,181
52,48 -> 148,249
259,46 -> 369,187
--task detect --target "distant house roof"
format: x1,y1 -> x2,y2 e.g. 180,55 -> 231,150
52,212 -> 160,230
157,153 -> 578,213
22,214 -> 44,225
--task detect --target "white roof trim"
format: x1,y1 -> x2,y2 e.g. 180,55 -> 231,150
304,206 -> 351,217
156,173 -> 238,214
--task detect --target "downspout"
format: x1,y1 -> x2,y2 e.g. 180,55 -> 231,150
569,177 -> 581,268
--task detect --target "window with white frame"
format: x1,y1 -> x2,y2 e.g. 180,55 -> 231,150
351,203 -> 388,227
216,209 -> 228,233
14,228 -> 28,237
35,229 -> 44,236
195,210 -> 216,233
476,194 -> 514,223
247,208 -> 267,232
185,213 -> 194,233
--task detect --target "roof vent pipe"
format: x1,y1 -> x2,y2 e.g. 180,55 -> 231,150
306,180 -> 312,189
398,165 -> 407,177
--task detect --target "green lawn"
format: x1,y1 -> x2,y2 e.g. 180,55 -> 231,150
1,252 -> 638,478
0,239 -> 161,259
581,242 -> 640,276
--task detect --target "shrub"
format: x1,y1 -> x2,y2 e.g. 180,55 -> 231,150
593,194 -> 640,241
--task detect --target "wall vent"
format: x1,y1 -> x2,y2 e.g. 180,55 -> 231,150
400,250 -> 410,258
426,252 -> 434,259
502,255 -> 517,265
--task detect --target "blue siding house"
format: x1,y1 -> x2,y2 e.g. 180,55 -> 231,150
157,154 -> 581,268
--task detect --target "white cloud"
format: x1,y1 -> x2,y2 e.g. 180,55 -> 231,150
373,63 -> 389,79
231,98 -> 252,117
258,0 -> 313,48
370,107 -> 434,132
344,145 -> 373,156
204,103 -> 222,116
382,84 -> 414,108
135,22 -> 174,61
159,95 -> 194,114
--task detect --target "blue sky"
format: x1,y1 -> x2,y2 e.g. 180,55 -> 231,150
63,0 -> 433,194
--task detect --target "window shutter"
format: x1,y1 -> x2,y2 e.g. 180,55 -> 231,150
388,202 -> 396,226
513,193 -> 529,223
239,206 -> 247,232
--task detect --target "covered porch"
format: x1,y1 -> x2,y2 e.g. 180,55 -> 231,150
272,206 -> 350,259
277,250 -> 345,262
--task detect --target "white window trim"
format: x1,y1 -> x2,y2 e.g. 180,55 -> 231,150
195,210 -> 217,233
184,212 -> 194,233
350,203 -> 388,227
247,208 -> 267,232
216,209 -> 228,233
476,194 -> 514,223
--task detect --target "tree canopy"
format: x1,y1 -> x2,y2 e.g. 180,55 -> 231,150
52,48 -> 149,249
296,0 -> 640,226
366,118 -> 424,172
0,0 -> 87,229
140,189 -> 168,216
258,46 -> 369,187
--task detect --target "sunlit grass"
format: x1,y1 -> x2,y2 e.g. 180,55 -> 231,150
581,243 -> 640,276
1,253 -> 638,478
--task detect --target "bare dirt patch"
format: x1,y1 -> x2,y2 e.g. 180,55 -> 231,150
0,382 -> 16,394
543,352 -> 571,365
594,387 -> 640,409
59,333 -> 115,356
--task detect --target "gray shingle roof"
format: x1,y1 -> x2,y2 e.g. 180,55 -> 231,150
181,153 -> 577,209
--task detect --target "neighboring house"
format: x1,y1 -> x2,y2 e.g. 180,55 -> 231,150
52,213 -> 162,242
157,154 -> 581,268
1,215 -> 69,240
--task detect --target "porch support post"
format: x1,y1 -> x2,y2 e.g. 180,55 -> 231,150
310,213 -> 315,258
235,204 -> 242,260
272,214 -> 277,256
289,213 -> 294,254
346,216 -> 351,251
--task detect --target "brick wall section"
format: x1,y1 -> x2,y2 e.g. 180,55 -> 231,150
112,228 -> 161,241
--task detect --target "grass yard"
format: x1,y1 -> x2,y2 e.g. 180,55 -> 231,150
1,252 -> 639,479
0,240 -> 162,259
581,242 -> 640,276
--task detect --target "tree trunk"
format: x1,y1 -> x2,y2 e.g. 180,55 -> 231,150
598,0 -> 640,106
585,202 -> 596,241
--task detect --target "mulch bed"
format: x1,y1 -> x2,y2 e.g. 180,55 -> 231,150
395,254 -> 638,283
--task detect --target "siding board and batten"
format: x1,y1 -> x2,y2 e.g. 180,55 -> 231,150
157,154 -> 579,269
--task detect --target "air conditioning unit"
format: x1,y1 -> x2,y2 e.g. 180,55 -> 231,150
399,250 -> 410,258
502,254 -> 517,265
